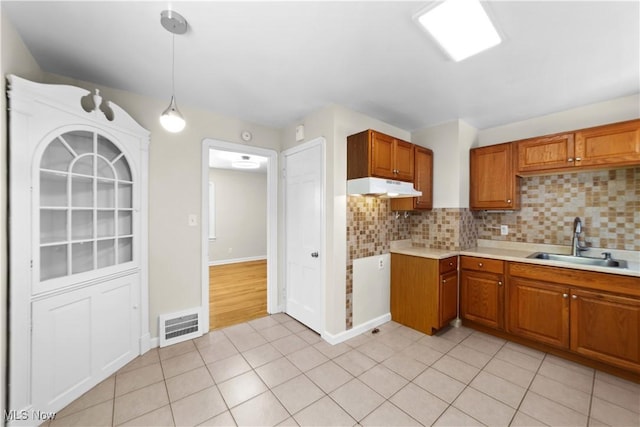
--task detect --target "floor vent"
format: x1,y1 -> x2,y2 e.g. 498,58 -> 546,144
159,308 -> 202,347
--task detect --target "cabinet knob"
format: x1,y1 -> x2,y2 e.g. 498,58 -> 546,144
507,199 -> 511,203
575,157 -> 582,161
498,281 -> 503,286
562,293 -> 568,298
478,262 -> 483,267
568,158 -> 574,162
449,262 -> 453,266
443,279 -> 447,284
572,295 -> 578,299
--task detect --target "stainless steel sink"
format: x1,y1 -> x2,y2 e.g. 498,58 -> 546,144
527,252 -> 628,269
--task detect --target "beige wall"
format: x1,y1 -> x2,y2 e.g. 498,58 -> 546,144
411,119 -> 477,208
208,168 -> 267,263
282,105 -> 410,335
1,11 -> 44,417
477,94 -> 640,146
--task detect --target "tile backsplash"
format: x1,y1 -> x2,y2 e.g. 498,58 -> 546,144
345,167 -> 639,329
476,167 -> 640,251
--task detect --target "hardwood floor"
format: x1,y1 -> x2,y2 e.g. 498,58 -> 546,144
209,260 -> 267,330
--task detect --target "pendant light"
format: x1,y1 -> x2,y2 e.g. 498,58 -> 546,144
160,10 -> 188,133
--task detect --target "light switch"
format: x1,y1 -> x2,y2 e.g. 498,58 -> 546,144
188,214 -> 198,226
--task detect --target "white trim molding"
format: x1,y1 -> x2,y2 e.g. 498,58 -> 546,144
209,255 -> 267,266
322,313 -> 391,345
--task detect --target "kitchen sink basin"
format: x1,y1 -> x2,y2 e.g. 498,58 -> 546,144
527,252 -> 628,269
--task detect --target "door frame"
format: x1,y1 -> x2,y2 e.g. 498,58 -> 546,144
201,139 -> 279,331
281,137 -> 326,335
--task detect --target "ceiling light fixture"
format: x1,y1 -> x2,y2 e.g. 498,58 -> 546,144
416,0 -> 502,62
159,10 -> 188,133
232,155 -> 260,169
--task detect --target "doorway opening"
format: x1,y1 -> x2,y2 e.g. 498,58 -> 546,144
201,139 -> 278,331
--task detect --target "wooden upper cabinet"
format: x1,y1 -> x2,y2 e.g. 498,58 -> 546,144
390,145 -> 433,211
517,133 -> 575,173
347,129 -> 414,182
516,119 -> 640,174
575,119 -> 640,168
470,142 -> 520,210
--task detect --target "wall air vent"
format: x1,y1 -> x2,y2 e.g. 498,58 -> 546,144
159,308 -> 202,347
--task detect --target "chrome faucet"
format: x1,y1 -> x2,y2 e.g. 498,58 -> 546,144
571,217 -> 588,256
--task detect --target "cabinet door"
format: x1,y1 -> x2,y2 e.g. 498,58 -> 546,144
394,139 -> 415,182
470,143 -> 518,210
507,278 -> 569,349
370,131 -> 395,179
570,289 -> 640,373
460,270 -> 504,330
390,145 -> 432,211
574,120 -> 640,168
439,270 -> 458,328
517,133 -> 575,173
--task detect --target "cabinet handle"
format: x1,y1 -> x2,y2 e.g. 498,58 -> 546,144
572,295 -> 578,299
568,158 -> 574,162
575,157 -> 582,161
562,293 -> 568,298
498,281 -> 503,286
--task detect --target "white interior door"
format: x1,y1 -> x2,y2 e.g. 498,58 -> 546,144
283,139 -> 324,333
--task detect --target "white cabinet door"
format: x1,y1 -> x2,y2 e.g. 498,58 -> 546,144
32,274 -> 140,414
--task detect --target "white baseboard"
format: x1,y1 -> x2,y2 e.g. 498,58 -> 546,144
209,255 -> 267,266
322,313 -> 391,345
139,333 -> 152,354
149,337 -> 159,349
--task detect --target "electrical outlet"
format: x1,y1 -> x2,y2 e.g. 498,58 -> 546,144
188,214 -> 198,226
378,257 -> 384,270
500,225 -> 509,235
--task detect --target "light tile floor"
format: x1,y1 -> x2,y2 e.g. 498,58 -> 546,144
46,314 -> 640,426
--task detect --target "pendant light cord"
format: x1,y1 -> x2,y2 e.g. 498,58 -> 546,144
171,33 -> 176,99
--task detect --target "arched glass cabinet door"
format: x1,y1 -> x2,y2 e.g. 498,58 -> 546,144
39,130 -> 134,283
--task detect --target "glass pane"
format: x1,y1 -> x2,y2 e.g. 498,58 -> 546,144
97,180 -> 115,208
41,138 -> 74,171
97,239 -> 115,268
63,130 -> 93,155
96,157 -> 114,179
118,237 -> 133,263
71,176 -> 93,207
72,242 -> 94,274
72,155 -> 93,176
118,211 -> 132,236
40,244 -> 67,281
114,157 -> 132,181
40,209 -> 67,244
72,210 -> 93,240
97,135 -> 120,162
118,183 -> 132,209
40,171 -> 68,207
97,210 -> 115,237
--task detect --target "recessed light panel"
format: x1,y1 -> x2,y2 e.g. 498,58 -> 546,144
417,0 -> 502,61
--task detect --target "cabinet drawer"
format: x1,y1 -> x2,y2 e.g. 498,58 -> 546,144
461,256 -> 504,274
439,256 -> 458,274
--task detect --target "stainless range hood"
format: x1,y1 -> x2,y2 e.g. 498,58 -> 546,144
347,177 -> 422,198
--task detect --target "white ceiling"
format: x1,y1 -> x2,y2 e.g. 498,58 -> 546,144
3,1 -> 639,131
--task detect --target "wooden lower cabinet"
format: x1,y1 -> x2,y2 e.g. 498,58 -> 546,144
571,289 -> 640,372
500,262 -> 640,375
391,254 -> 458,335
507,278 -> 569,348
460,257 -> 505,330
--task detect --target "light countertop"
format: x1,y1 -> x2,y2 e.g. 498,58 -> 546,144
390,239 -> 640,278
